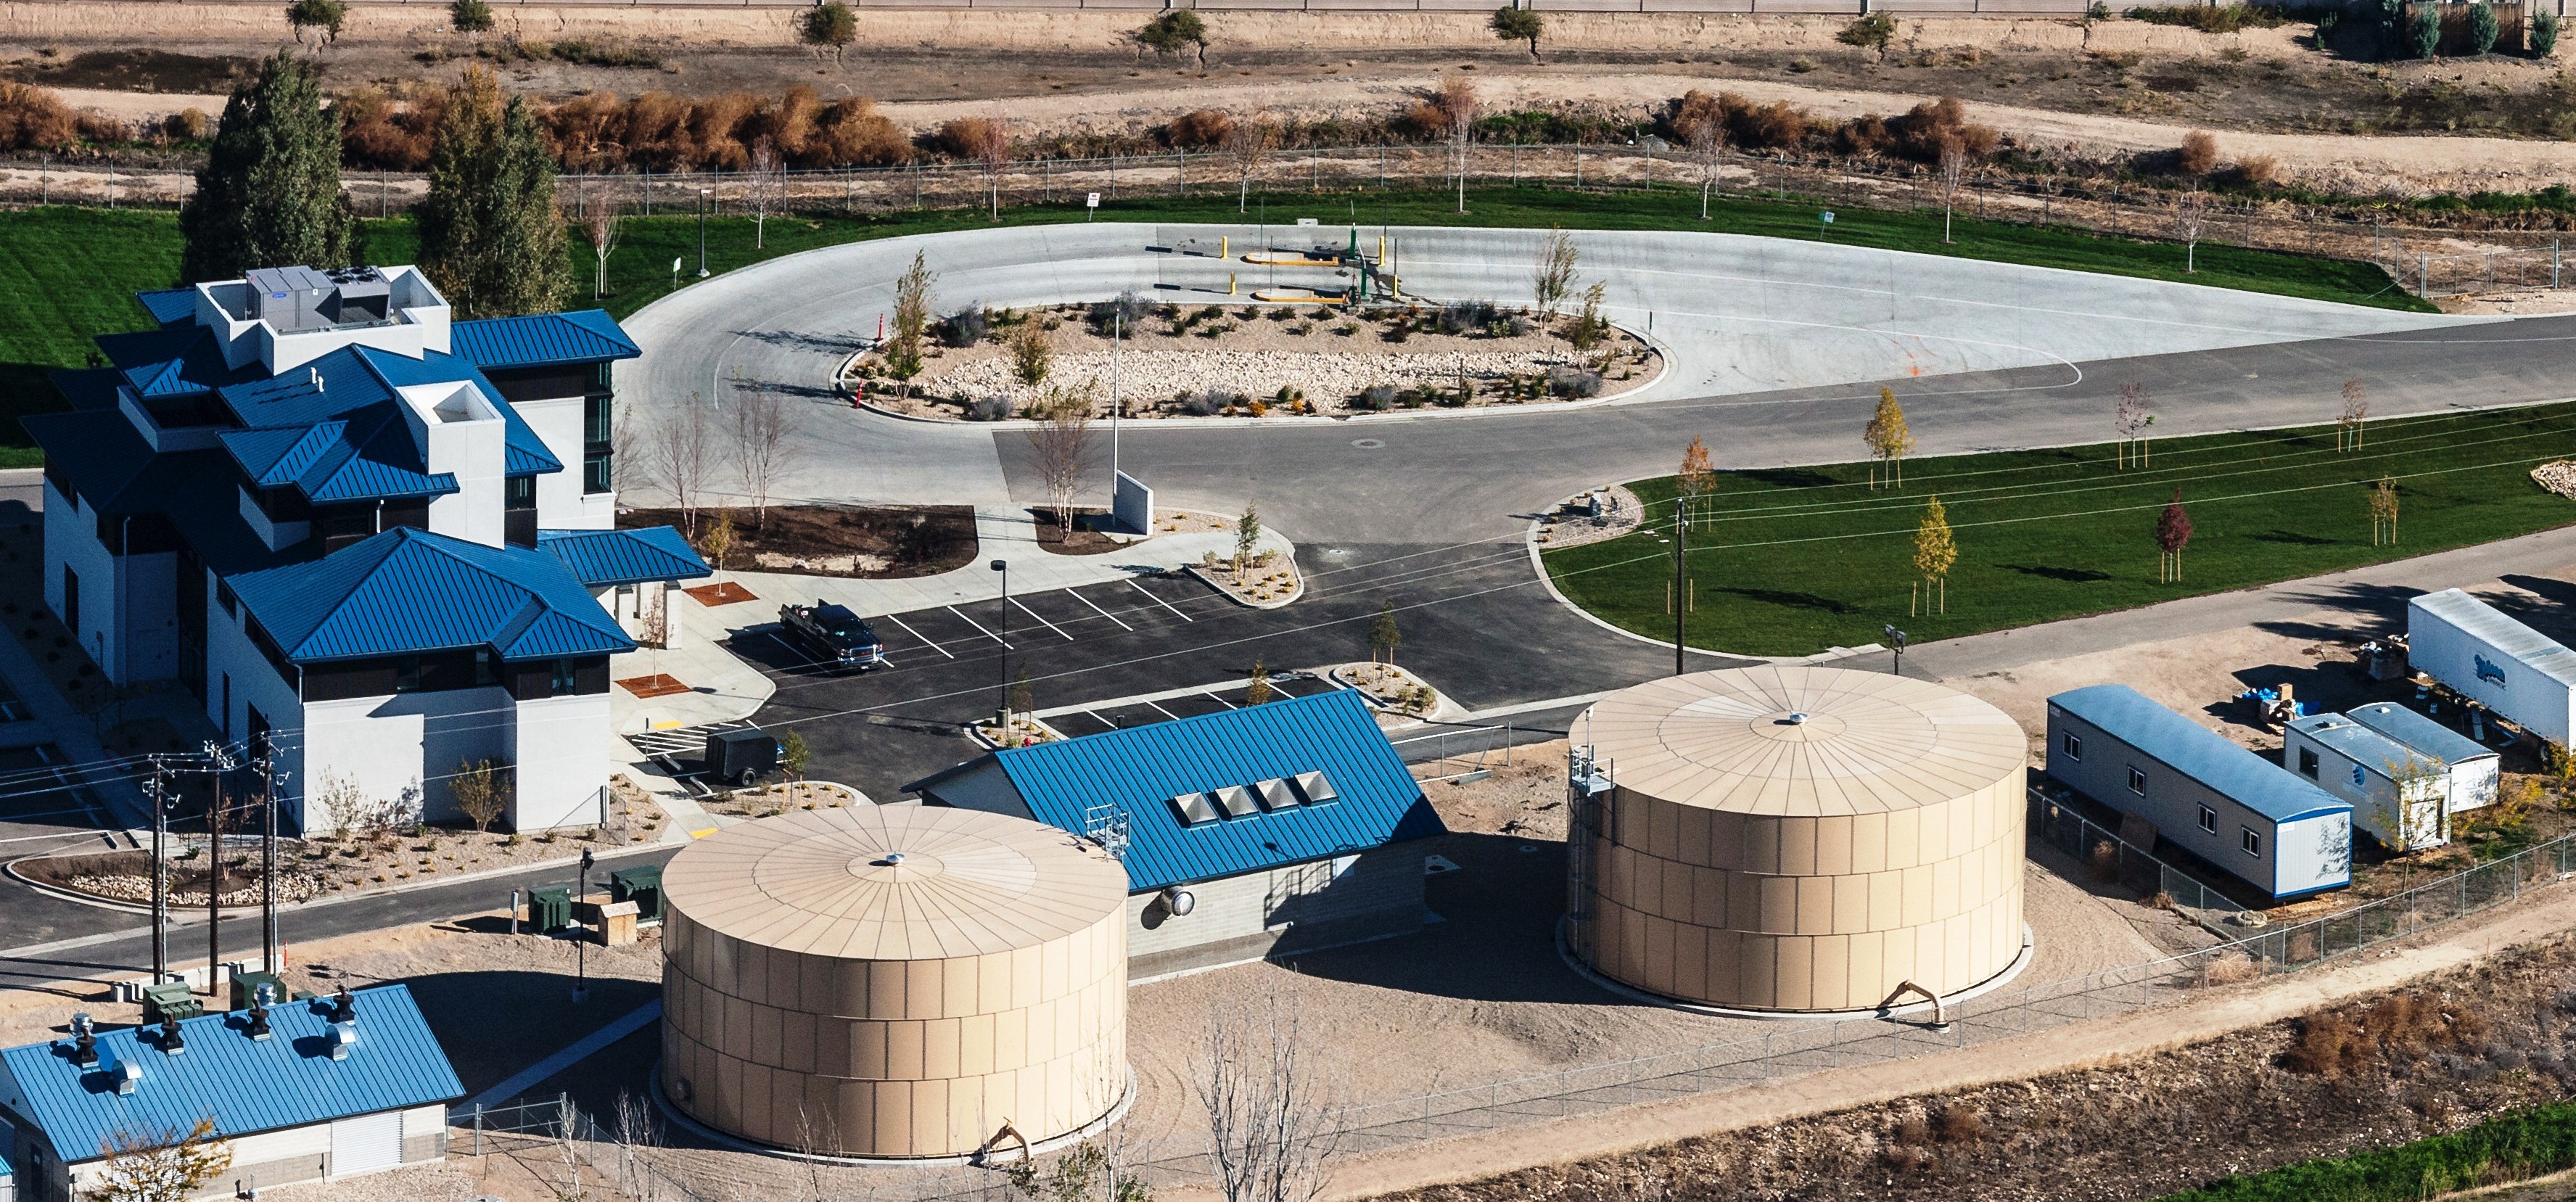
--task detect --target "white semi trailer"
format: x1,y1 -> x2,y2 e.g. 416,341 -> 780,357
2406,588 -> 2576,748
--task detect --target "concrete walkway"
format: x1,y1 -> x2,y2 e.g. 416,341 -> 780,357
716,508 -> 1291,619
607,588 -> 778,735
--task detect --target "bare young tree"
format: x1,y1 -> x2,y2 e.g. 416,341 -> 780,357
1684,115 -> 1729,221
580,203 -> 622,300
2340,375 -> 2370,451
650,398 -> 715,537
1227,112 -> 1274,214
1024,382 -> 1097,541
2174,188 -> 2211,274
1200,977 -> 1344,1202
89,1117 -> 234,1202
2115,381 -> 2156,469
727,390 -> 802,529
2113,381 -> 2155,469
1936,135 -> 1968,245
747,137 -> 783,250
550,1093 -> 595,1202
609,1090 -> 661,1202
970,117 -> 1013,221
1533,226 -> 1578,316
1438,75 -> 1481,214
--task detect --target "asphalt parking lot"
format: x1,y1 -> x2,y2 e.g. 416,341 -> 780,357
723,538 -> 1746,803
0,744 -> 141,953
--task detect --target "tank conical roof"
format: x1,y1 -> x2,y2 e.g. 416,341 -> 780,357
1586,665 -> 2025,818
659,804 -> 1129,960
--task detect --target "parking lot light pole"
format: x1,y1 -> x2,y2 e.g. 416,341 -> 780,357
1671,500 -> 1687,676
573,849 -> 594,1003
696,189 -> 712,279
991,559 -> 1011,730
1885,624 -> 1908,678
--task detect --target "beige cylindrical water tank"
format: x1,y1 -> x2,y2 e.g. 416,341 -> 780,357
659,805 -> 1130,1158
1571,666 -> 2028,1013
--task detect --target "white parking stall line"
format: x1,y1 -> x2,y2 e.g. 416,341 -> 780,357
947,605 -> 1013,649
1128,580 -> 1195,622
1012,597 -> 1074,641
881,612 -> 953,659
1085,709 -> 1119,730
1144,699 -> 1185,722
1204,691 -> 1239,709
1067,588 -> 1135,632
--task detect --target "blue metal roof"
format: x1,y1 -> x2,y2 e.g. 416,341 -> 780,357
358,347 -> 563,476
538,527 -> 711,587
450,310 -> 641,369
984,689 -> 1442,893
2344,701 -> 2496,767
2050,684 -> 2350,823
229,527 -> 634,663
0,984 -> 463,1163
136,287 -> 198,328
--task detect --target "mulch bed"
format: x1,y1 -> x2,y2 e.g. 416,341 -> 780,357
622,504 -> 976,579
683,582 -> 759,606
616,674 -> 691,699
1034,507 -> 1124,556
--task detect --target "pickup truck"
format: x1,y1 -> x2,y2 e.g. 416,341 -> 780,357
777,601 -> 884,670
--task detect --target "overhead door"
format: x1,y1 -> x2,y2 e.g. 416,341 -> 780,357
328,1111 -> 403,1177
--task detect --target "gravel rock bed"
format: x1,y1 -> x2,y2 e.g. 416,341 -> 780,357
67,870 -> 330,906
925,347 -> 1610,413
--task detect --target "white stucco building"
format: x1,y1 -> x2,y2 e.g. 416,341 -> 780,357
28,265 -> 705,833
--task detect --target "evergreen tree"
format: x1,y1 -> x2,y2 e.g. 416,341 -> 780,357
416,67 -> 570,318
177,51 -> 354,284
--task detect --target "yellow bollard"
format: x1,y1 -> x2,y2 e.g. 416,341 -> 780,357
1229,272 -> 1237,296
1378,235 -> 1386,263
1222,236 -> 1229,258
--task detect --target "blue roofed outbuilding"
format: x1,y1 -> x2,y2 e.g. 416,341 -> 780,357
0,984 -> 463,1192
907,689 -> 1446,976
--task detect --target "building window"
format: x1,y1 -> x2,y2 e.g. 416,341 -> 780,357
582,393 -> 613,495
2199,804 -> 2217,833
2297,746 -> 2319,778
392,654 -> 422,693
2126,766 -> 2147,795
2241,826 -> 2263,857
61,566 -> 78,634
216,579 -> 237,617
2061,733 -> 2083,761
550,658 -> 578,696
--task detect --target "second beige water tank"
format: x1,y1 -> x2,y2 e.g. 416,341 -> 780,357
660,804 -> 1130,1158
1570,666 -> 2028,1013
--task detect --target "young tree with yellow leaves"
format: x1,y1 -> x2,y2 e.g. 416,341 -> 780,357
1676,436 -> 1715,530
1864,387 -> 1914,490
2369,474 -> 2399,545
1912,495 -> 1955,616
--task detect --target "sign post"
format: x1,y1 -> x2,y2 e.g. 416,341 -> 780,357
1086,192 -> 1100,221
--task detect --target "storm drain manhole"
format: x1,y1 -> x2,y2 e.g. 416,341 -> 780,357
1351,438 -> 1385,449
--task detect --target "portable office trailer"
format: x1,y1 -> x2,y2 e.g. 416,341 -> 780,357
2283,714 -> 2448,852
2046,685 -> 2352,900
2406,588 -> 2576,748
2342,700 -> 2501,817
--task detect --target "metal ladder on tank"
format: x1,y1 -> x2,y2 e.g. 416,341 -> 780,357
1081,802 -> 1132,862
1563,744 -> 1615,964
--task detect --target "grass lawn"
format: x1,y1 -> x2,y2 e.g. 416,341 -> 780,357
2152,1099 -> 2576,1201
0,184 -> 2424,467
1544,405 -> 2576,657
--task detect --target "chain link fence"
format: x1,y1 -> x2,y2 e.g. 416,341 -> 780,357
7,141 -> 2564,301
449,782 -> 2576,1202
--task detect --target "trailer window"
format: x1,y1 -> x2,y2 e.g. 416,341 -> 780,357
2241,826 -> 2263,857
2199,805 -> 2216,833
2297,747 -> 2319,778
2126,767 -> 2147,795
2062,733 -> 2082,761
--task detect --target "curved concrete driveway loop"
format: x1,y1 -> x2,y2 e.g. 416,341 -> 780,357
620,223 -> 2482,529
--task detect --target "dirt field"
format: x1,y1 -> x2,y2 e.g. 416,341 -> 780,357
1383,922 -> 2576,1202
15,6 -> 2576,193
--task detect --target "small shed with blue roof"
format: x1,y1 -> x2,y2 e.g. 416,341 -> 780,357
905,689 -> 1445,979
2046,684 -> 2351,900
0,984 -> 463,1201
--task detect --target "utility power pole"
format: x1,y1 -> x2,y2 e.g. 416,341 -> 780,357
1671,501 -> 1687,677
200,741 -> 240,997
145,757 -> 170,986
255,744 -> 290,975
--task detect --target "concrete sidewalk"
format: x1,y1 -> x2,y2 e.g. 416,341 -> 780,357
607,589 -> 778,735
716,508 -> 1291,618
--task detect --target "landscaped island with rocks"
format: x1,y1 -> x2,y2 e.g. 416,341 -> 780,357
847,296 -> 1663,421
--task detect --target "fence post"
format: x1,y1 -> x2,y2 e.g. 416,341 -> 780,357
472,1103 -> 483,1156
1177,148 -> 1185,198
2421,252 -> 2431,296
